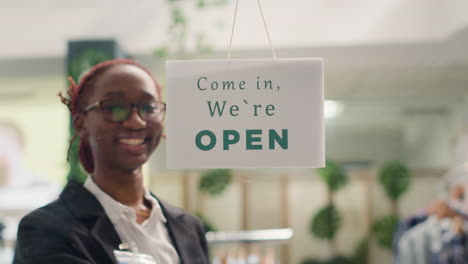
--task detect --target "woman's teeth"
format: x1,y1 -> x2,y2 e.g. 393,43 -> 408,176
119,138 -> 144,145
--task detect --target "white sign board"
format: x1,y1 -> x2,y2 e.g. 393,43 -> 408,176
166,59 -> 324,169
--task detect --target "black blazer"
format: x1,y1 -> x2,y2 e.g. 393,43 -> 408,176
13,180 -> 209,264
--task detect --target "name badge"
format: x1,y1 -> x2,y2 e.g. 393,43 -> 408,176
113,250 -> 157,264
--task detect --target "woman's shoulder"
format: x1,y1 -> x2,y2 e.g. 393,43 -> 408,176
19,180 -> 101,232
13,182 -> 107,264
18,198 -> 75,233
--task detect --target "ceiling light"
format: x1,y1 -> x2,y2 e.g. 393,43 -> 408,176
324,100 -> 343,119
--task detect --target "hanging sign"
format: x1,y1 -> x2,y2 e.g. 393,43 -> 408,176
166,59 -> 324,169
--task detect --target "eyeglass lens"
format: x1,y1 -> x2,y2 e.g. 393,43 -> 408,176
100,101 -> 164,122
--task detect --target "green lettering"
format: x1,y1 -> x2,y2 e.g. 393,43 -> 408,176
264,80 -> 272,89
246,129 -> 262,150
207,101 -> 227,117
265,104 -> 275,116
197,76 -> 207,91
239,81 -> 246,90
253,104 -> 262,116
223,130 -> 240,150
222,81 -> 235,90
211,81 -> 219,90
195,130 -> 216,151
230,105 -> 239,116
269,129 -> 288,149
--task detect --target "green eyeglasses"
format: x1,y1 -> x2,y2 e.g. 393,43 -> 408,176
82,99 -> 166,123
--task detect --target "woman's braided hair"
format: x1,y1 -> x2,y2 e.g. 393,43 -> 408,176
58,59 -> 162,173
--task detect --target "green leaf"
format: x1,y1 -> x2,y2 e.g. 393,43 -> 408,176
67,136 -> 87,183
351,237 -> 368,264
310,204 -> 341,240
327,256 -> 353,264
371,215 -> 399,250
317,160 -> 348,192
172,8 -> 187,26
197,0 -> 206,8
195,212 -> 217,232
301,256 -> 352,264
300,258 -> 324,264
378,161 -> 411,201
68,49 -> 110,81
153,47 -> 169,58
198,169 -> 232,196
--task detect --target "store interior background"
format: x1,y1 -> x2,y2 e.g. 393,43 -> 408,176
1,0 -> 468,263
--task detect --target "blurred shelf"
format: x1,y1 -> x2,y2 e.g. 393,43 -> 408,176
206,228 -> 293,244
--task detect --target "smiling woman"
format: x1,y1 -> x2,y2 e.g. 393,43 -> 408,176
73,63 -> 165,174
13,59 -> 209,264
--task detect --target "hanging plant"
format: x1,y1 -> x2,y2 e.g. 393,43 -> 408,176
317,160 -> 348,192
371,215 -> 399,250
308,159 -> 348,257
153,0 -> 229,59
378,161 -> 411,201
302,236 -> 368,264
350,237 -> 368,264
310,204 -> 342,240
198,169 -> 233,196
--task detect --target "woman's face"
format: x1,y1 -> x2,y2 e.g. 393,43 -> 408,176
78,64 -> 164,173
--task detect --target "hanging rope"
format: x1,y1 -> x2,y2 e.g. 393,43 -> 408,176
227,0 -> 277,60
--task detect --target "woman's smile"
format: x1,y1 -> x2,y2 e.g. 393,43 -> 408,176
114,134 -> 152,155
118,138 -> 145,145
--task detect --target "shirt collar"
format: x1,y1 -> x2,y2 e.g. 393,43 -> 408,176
143,188 -> 167,223
83,176 -> 167,224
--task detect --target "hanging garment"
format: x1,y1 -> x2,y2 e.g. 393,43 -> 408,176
393,212 -> 429,261
397,217 -> 468,264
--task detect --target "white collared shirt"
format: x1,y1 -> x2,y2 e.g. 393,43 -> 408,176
84,177 -> 180,264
